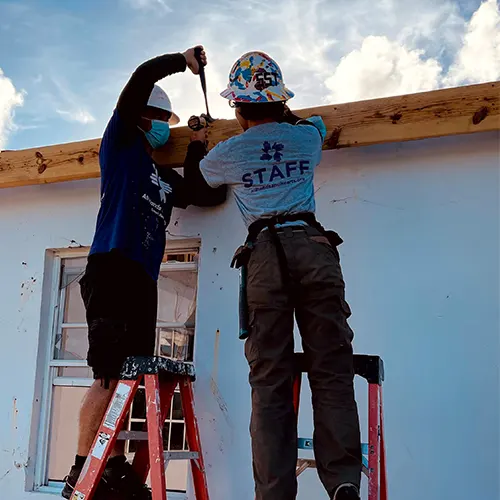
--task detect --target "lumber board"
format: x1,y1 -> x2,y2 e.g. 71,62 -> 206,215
0,81 -> 498,189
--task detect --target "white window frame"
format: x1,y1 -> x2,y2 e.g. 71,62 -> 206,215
33,240 -> 200,497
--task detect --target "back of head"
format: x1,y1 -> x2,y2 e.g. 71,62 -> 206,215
236,101 -> 286,122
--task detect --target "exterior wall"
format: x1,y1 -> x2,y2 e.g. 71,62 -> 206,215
0,131 -> 498,500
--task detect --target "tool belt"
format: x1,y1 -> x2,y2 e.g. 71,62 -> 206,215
231,212 -> 343,340
231,212 -> 343,273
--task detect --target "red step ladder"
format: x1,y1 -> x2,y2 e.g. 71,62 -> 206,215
293,353 -> 388,500
70,356 -> 209,500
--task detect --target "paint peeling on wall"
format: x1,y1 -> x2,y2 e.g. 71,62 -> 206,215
19,276 -> 38,308
8,399 -> 29,478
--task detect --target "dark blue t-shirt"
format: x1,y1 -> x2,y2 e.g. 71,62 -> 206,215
90,110 -> 186,280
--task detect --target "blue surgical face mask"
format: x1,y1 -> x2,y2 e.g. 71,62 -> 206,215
140,120 -> 170,149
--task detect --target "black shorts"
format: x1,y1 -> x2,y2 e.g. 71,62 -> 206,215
80,250 -> 157,382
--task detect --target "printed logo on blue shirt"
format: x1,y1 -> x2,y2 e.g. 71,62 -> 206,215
150,165 -> 172,203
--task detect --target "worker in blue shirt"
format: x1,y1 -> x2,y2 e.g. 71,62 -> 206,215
200,51 -> 361,500
62,46 -> 226,500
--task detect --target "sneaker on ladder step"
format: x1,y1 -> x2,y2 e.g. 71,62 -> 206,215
331,483 -> 361,500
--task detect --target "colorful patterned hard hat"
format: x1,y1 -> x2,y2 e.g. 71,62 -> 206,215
220,51 -> 294,103
147,84 -> 180,125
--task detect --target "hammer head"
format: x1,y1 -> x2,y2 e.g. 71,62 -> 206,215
202,112 -> 215,124
188,113 -> 215,131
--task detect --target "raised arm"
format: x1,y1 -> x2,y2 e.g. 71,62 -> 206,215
116,53 -> 187,129
116,46 -> 206,130
280,105 -> 327,141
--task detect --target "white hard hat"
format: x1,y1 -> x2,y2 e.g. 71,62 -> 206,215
147,84 -> 180,125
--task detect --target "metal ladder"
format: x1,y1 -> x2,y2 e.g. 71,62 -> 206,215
293,353 -> 388,500
70,356 -> 209,500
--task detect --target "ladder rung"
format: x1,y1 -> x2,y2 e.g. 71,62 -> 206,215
298,438 -> 313,450
118,431 -> 148,441
118,431 -> 200,462
299,439 -> 370,463
297,458 -> 369,478
164,451 -> 199,461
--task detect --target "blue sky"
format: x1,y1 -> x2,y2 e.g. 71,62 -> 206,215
0,0 -> 498,150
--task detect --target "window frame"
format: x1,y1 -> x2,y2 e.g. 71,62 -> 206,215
33,240 -> 200,495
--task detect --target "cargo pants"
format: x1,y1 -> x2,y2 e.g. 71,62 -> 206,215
244,226 -> 361,500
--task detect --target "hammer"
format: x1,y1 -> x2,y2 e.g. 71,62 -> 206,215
188,47 -> 215,131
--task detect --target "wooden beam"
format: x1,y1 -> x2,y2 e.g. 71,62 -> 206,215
1,81 -> 498,189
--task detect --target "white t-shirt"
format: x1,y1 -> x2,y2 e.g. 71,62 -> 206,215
200,117 -> 326,228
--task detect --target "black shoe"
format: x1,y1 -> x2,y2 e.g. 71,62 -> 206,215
331,483 -> 361,500
61,465 -> 113,499
103,455 -> 152,500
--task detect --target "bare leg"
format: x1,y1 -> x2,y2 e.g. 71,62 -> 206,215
77,379 -> 125,457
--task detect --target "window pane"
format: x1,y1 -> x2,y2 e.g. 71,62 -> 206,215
47,386 -> 88,481
158,328 -> 172,358
63,274 -> 86,323
128,421 -> 145,453
131,388 -> 146,420
162,422 -> 170,450
157,328 -> 194,361
63,257 -> 88,270
172,392 -> 183,420
54,328 -> 88,360
57,366 -> 92,378
162,251 -> 197,263
157,271 -> 197,325
170,423 -> 185,451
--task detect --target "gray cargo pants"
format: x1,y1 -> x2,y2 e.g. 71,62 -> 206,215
244,226 -> 361,500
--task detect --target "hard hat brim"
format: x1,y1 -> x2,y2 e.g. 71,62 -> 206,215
220,86 -> 294,102
169,112 -> 180,126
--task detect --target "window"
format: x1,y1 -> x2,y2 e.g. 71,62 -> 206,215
34,244 -> 199,495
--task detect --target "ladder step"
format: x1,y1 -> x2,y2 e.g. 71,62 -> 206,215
118,432 -> 200,461
299,439 -> 369,454
298,438 -> 313,450
164,451 -> 199,461
297,458 -> 370,478
118,431 -> 148,441
298,439 -> 370,469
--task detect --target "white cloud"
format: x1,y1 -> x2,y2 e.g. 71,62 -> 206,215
325,36 -> 442,103
444,0 -> 500,86
0,68 -> 24,149
324,0 -> 500,104
7,0 -> 497,150
125,0 -> 172,13
56,108 -> 96,124
168,0 -> 467,113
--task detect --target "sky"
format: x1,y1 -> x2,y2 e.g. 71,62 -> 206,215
0,0 -> 499,150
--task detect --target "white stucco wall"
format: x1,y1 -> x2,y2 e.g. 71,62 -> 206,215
0,131 -> 498,500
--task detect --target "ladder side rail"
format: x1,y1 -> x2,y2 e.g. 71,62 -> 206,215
71,379 -> 141,500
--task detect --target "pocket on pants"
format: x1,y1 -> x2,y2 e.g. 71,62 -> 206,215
309,235 -> 340,262
337,296 -> 354,343
244,309 -> 259,365
339,296 -> 352,319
